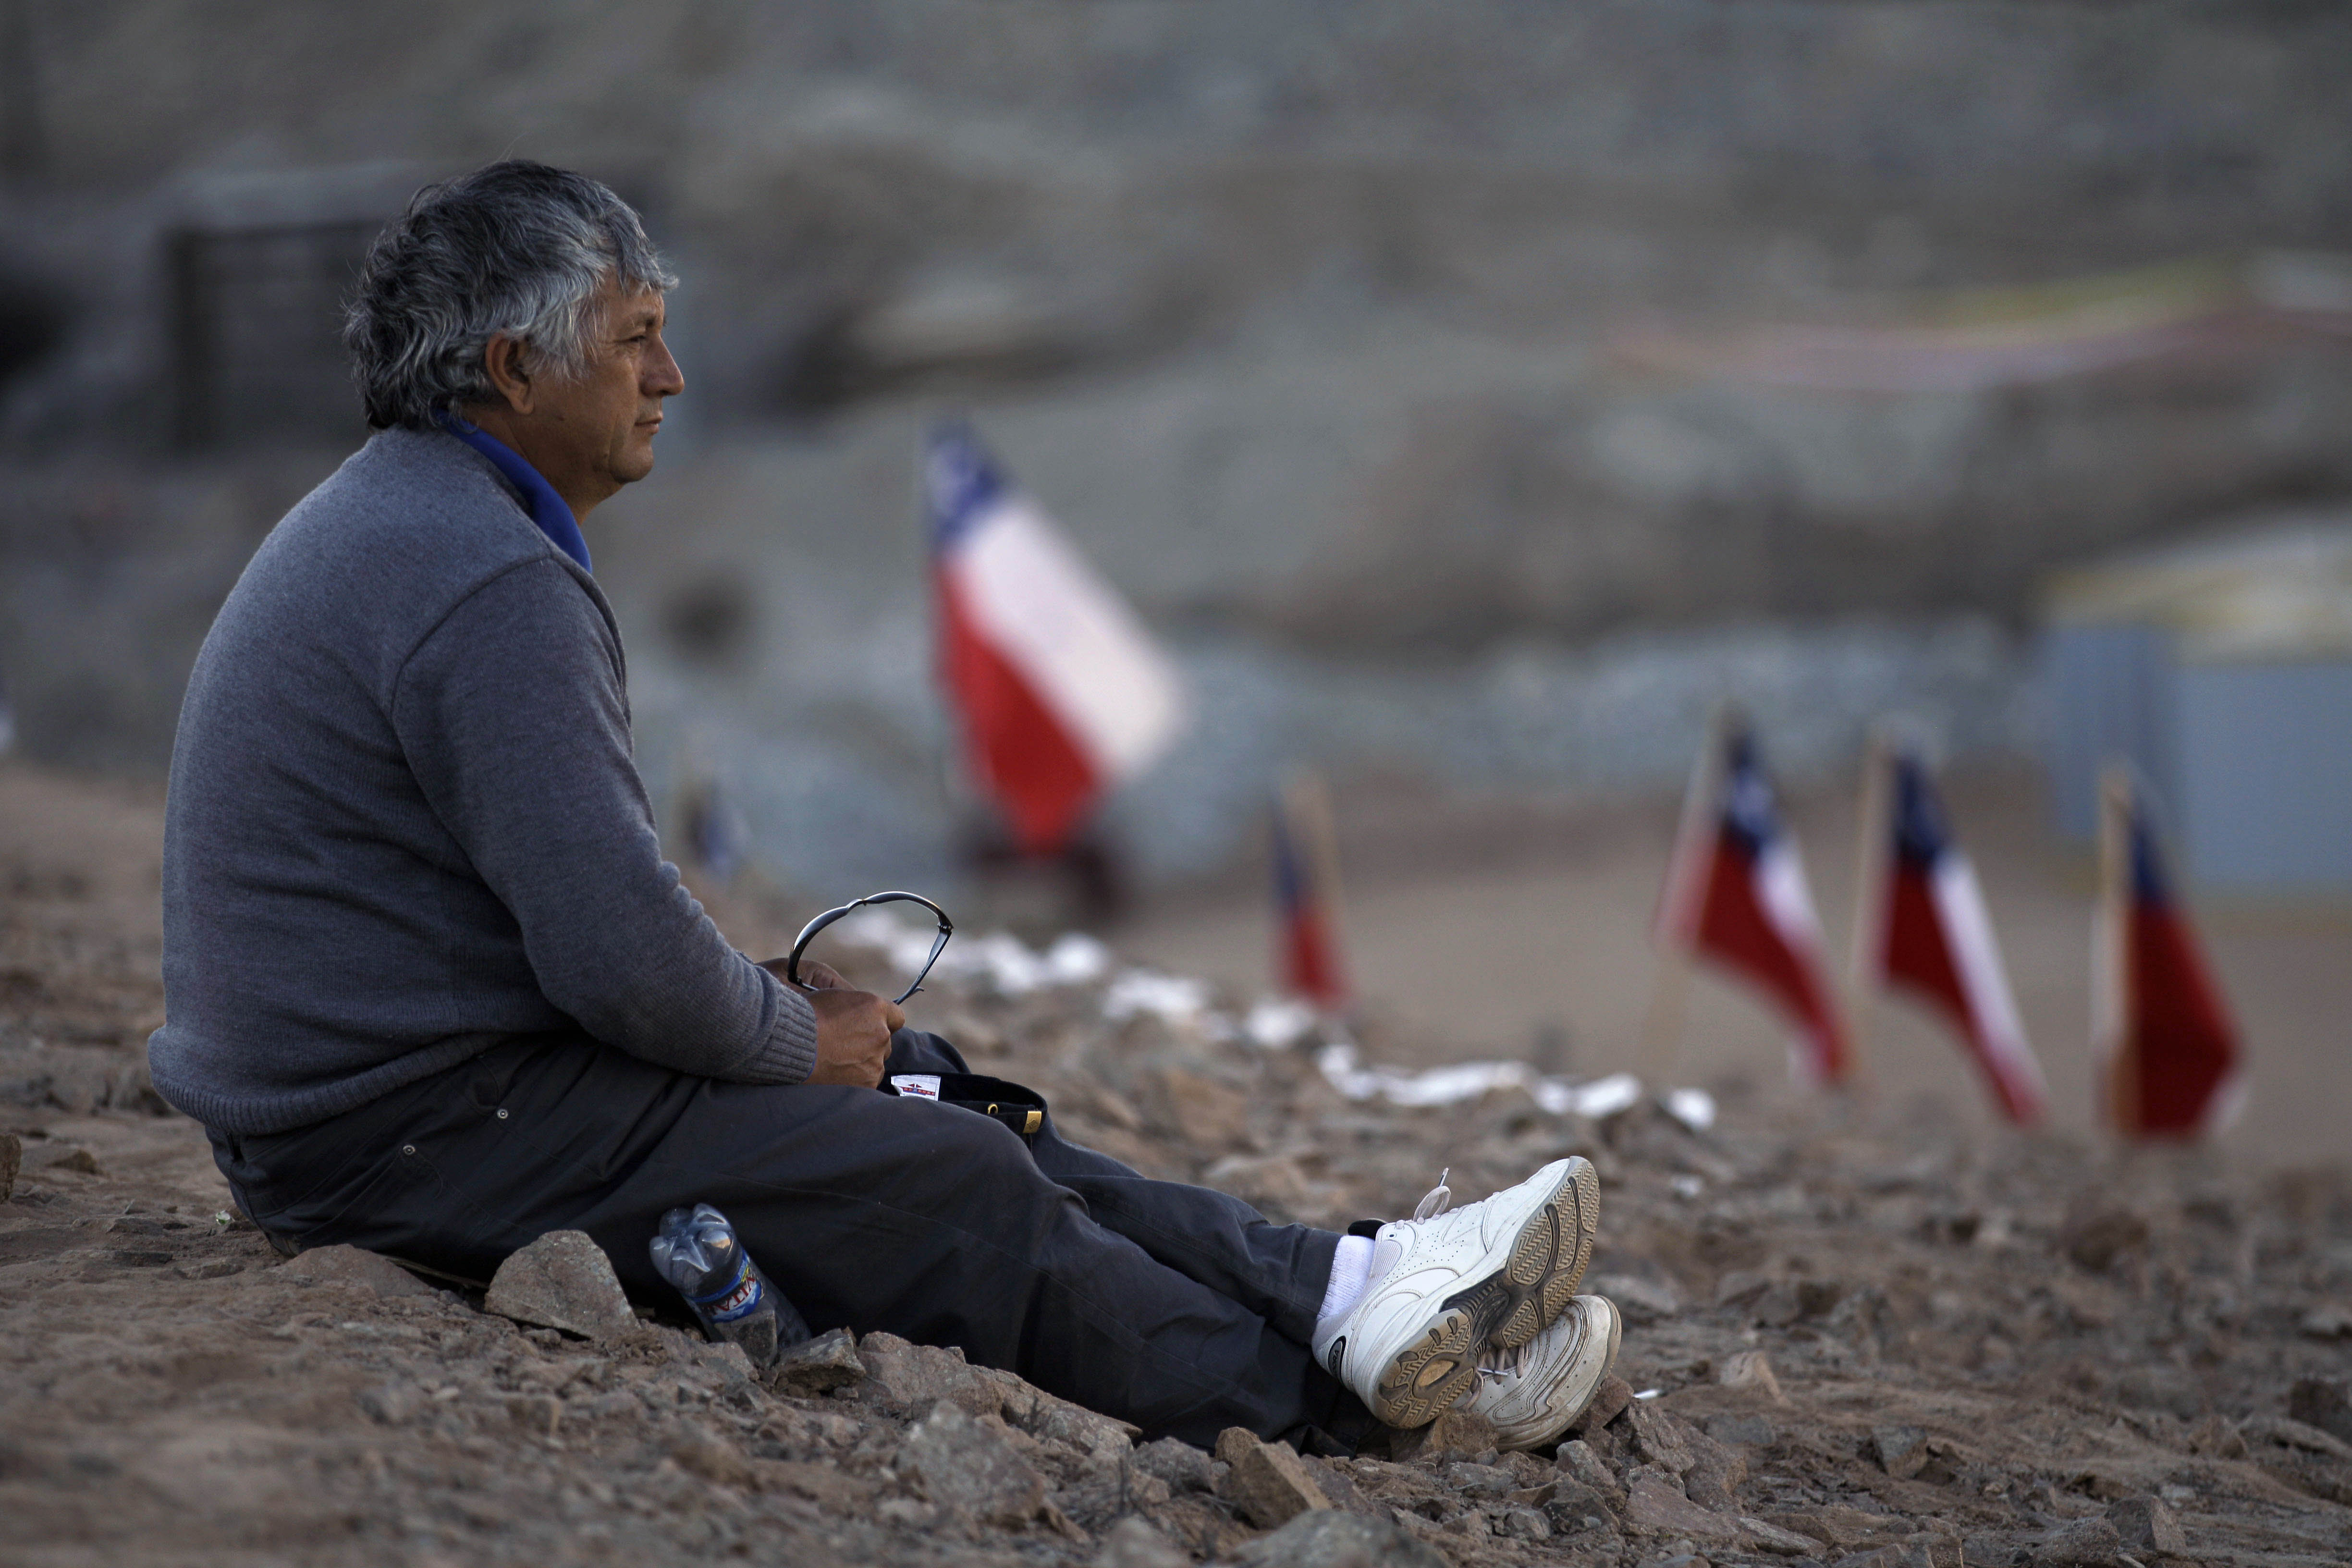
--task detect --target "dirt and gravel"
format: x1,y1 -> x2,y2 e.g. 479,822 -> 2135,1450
5,759 -> 2352,1568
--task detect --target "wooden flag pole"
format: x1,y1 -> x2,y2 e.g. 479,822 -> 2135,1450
1639,948 -> 1695,1088
1841,723 -> 1895,1110
2093,762 -> 2136,1139
1283,764 -> 1350,1011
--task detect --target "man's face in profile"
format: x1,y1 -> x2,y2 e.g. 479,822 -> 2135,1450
477,277 -> 686,516
562,281 -> 684,494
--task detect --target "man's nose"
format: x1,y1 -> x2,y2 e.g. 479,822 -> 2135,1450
647,336 -> 686,398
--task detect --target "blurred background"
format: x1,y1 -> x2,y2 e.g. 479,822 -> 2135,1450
0,2 -> 2347,1154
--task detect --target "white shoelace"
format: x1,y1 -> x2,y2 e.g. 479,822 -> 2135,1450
1412,1168 -> 1453,1221
1478,1337 -> 1533,1380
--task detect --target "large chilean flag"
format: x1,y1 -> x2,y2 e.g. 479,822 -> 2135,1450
928,423 -> 1185,855
1657,722 -> 1852,1085
2095,776 -> 2243,1140
1863,749 -> 2047,1124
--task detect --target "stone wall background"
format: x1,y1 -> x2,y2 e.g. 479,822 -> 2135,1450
1,0 -> 2347,888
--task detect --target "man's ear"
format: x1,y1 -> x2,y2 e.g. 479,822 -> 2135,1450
480,333 -> 536,415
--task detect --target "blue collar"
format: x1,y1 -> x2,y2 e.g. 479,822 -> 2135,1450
435,410 -> 592,573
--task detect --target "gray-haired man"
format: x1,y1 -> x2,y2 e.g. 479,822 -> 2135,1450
150,160 -> 1619,1453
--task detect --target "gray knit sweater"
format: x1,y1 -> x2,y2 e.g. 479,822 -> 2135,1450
148,427 -> 818,1135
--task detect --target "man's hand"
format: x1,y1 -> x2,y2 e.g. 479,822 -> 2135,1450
760,958 -> 902,1088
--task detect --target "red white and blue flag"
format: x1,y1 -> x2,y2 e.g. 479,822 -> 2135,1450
2095,775 -> 2243,1139
1860,748 -> 2047,1124
1657,721 -> 1852,1085
928,423 -> 1185,855
1271,781 -> 1348,1009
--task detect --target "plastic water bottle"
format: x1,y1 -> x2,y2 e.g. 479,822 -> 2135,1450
649,1203 -> 808,1367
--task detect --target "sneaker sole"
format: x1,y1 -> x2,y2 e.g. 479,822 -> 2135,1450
1367,1158 -> 1600,1428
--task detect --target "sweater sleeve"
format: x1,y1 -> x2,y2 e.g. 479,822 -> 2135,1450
391,559 -> 818,1084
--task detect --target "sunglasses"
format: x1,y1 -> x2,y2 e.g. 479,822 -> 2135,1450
784,890 -> 955,1006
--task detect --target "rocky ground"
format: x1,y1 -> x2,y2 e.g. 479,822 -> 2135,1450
5,761 -> 2352,1568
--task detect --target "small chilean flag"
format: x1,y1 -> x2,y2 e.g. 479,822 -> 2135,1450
2095,772 -> 2243,1140
1272,775 -> 1348,1009
929,423 -> 1185,855
1657,720 -> 1851,1085
1858,747 -> 2047,1124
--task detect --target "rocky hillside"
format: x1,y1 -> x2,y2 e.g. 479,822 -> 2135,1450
5,784 -> 2352,1566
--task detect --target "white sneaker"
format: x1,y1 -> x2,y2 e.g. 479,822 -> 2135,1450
1456,1295 -> 1622,1451
1312,1157 -> 1600,1430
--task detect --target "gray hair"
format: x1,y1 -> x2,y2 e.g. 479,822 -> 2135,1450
344,160 -> 675,430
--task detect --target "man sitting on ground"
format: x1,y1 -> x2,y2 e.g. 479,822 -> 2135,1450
147,159 -> 1620,1455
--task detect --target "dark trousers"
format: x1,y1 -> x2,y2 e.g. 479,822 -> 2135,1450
207,1030 -> 1372,1451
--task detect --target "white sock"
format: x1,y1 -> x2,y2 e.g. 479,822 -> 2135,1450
1315,1234 -> 1376,1331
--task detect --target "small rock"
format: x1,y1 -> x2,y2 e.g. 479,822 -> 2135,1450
1217,1433 -> 1333,1530
356,1381 -> 423,1426
1715,1269 -> 1772,1308
770,1326 -> 865,1396
1624,1399 -> 1697,1474
1837,1539 -> 1957,1568
1498,1505 -> 1550,1541
859,1332 -> 1002,1419
1500,1449 -> 1550,1488
2104,1494 -> 2186,1556
2289,1376 -> 2352,1444
900,1398 -> 1046,1527
282,1243 -> 441,1299
2259,1413 -> 2352,1460
984,1369 -> 1139,1459
1577,1373 -> 1636,1433
1155,1065 -> 1253,1150
671,1427 -> 757,1490
1543,1476 -> 1599,1514
506,1393 -> 563,1438
1131,1436 -> 1219,1494
1228,1509 -> 1448,1568
1738,1515 -> 1829,1556
1094,1514 -> 1188,1568
1715,1349 -> 1785,1403
1542,1479 -> 1617,1535
1215,1426 -> 1260,1467
1757,1507 -> 1912,1550
766,1457 -> 879,1510
2186,1413 -> 2246,1459
1556,1439 -> 1623,1502
2299,1303 -> 2352,1340
106,1248 -> 174,1269
1386,1407 -> 1500,1463
0,1130 -> 18,1201
1623,1474 -> 1745,1544
1683,1450 -> 1746,1512
2060,1207 -> 2148,1273
45,1147 -> 101,1176
1706,1414 -> 1776,1446
1440,1461 -> 1516,1498
1591,1272 -> 1679,1324
1872,1424 -> 1928,1480
2033,1515 -> 2123,1566
691,1339 -> 762,1403
483,1231 -> 639,1342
